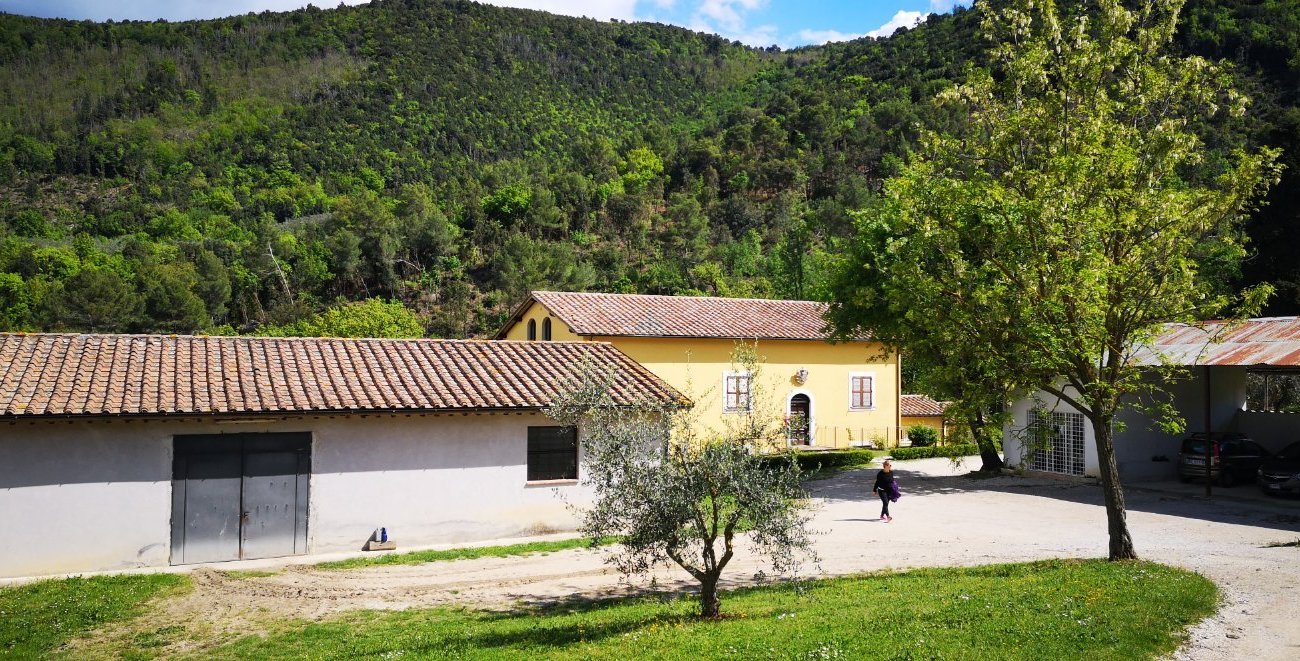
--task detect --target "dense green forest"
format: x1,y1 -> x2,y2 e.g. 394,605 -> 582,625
0,0 -> 1295,337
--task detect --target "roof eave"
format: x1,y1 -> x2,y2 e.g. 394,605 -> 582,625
0,398 -> 695,423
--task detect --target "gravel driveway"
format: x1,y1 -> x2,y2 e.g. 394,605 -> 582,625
73,457 -> 1300,659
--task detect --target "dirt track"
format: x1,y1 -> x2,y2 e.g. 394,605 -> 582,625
70,458 -> 1300,658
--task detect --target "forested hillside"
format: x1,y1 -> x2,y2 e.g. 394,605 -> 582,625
0,0 -> 1295,337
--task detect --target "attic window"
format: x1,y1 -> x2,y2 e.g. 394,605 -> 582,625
527,319 -> 537,341
543,317 -> 552,341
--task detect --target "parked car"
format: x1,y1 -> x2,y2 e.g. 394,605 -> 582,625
1257,441 -> 1300,496
1177,433 -> 1271,487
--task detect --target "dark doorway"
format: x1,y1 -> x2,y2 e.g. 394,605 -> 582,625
171,433 -> 310,565
789,394 -> 811,445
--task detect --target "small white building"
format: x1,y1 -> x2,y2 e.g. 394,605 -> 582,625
1004,317 -> 1300,481
0,333 -> 683,579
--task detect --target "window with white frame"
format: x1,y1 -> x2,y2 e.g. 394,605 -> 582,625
849,373 -> 874,410
724,371 -> 752,412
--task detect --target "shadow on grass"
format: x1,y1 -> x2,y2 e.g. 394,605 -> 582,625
465,597 -> 695,652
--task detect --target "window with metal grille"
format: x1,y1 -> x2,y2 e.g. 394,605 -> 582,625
724,372 -> 752,412
1026,410 -> 1085,476
527,426 -> 578,481
849,374 -> 874,409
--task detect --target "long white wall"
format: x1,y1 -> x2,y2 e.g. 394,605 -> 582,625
310,413 -> 590,553
0,412 -> 591,579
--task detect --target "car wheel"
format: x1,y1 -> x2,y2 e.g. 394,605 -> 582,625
1219,470 -> 1235,488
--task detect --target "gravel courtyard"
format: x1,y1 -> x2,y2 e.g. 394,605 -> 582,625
70,457 -> 1300,659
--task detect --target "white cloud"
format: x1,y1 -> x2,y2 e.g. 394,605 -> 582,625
793,28 -> 863,45
866,9 -> 923,39
695,0 -> 765,32
685,0 -> 782,47
479,0 -> 642,21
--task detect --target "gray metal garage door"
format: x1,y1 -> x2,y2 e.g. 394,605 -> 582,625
171,433 -> 310,565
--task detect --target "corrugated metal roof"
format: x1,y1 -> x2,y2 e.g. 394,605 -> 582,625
1132,317 -> 1300,367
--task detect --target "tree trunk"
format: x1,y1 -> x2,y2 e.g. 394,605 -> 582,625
1092,413 -> 1137,560
972,410 -> 1004,472
699,573 -> 721,618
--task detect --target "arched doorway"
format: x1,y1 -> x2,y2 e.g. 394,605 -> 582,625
788,393 -> 811,445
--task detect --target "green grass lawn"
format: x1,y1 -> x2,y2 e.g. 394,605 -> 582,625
205,559 -> 1214,660
0,573 -> 187,658
314,536 -> 616,570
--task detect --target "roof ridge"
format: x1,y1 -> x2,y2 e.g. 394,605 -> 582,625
535,290 -> 828,306
0,332 -> 604,345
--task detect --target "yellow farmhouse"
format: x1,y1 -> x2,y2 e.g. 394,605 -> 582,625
497,291 -> 902,448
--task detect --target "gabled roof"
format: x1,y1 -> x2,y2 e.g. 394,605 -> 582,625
1132,317 -> 1300,367
900,394 -> 949,417
496,291 -> 839,341
0,333 -> 686,419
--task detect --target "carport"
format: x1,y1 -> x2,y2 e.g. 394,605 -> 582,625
1005,316 -> 1300,484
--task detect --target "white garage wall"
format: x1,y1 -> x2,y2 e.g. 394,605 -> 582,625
1112,368 -> 1247,481
1237,412 -> 1300,452
0,412 -> 591,579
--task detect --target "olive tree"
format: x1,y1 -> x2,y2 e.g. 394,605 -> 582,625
547,363 -> 815,618
830,0 -> 1279,560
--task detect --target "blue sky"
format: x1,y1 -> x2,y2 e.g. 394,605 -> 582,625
0,1 -> 970,47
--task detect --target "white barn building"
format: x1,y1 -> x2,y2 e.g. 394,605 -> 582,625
1004,317 -> 1300,482
0,333 -> 683,580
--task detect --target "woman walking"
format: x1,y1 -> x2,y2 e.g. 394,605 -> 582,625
873,459 -> 897,521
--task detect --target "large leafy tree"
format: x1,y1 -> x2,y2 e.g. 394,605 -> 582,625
831,0 -> 1278,559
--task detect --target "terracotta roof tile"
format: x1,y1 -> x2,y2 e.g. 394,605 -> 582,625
0,334 -> 685,419
900,394 -> 949,417
499,291 -> 839,340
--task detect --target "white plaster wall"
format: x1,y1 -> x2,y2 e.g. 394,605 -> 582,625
1004,367 -> 1250,482
0,421 -> 173,578
0,413 -> 591,579
1237,412 -> 1300,452
309,413 -> 592,553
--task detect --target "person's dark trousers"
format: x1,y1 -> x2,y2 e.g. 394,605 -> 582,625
878,491 -> 890,518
